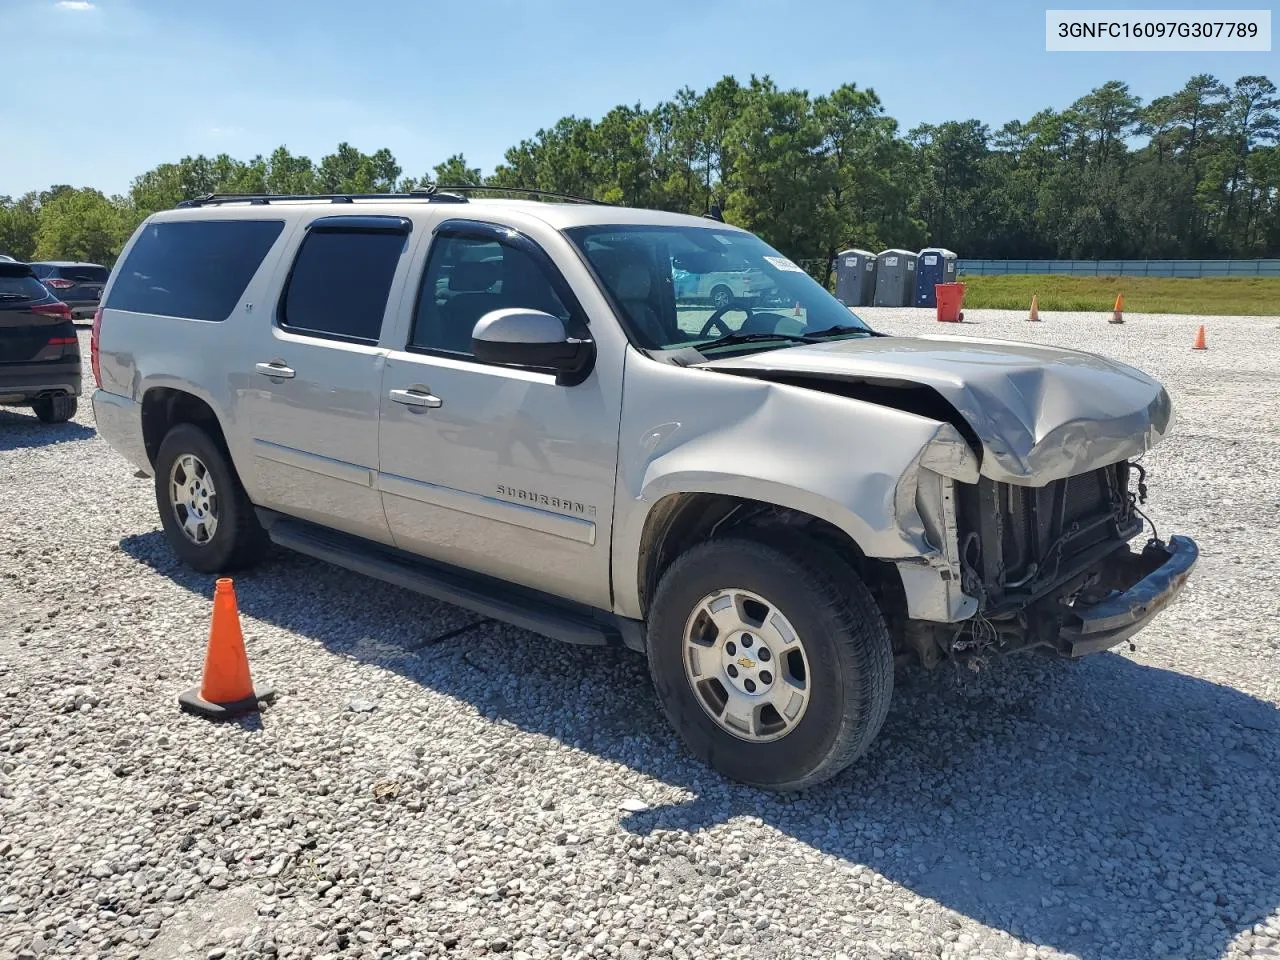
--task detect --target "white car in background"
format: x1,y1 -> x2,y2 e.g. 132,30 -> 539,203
672,252 -> 778,307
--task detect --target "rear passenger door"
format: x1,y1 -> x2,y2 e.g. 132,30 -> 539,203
238,215 -> 413,545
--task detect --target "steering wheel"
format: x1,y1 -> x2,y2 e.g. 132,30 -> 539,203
698,301 -> 755,338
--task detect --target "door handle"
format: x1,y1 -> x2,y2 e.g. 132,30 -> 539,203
389,387 -> 442,409
255,361 -> 296,379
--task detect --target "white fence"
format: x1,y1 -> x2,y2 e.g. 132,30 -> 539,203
957,259 -> 1280,278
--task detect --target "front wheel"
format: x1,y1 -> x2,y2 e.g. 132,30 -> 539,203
154,422 -> 266,573
647,533 -> 894,791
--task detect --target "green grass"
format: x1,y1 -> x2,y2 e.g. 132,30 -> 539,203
956,275 -> 1280,316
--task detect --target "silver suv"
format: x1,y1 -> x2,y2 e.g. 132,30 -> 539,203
91,190 -> 1197,790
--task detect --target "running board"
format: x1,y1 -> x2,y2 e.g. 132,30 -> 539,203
263,514 -> 639,650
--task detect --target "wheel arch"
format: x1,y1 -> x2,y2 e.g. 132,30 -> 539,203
633,491 -> 910,638
140,384 -> 232,467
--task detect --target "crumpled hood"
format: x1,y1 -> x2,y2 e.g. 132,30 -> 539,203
699,334 -> 1172,485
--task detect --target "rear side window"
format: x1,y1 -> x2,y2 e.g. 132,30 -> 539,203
106,219 -> 285,322
58,265 -> 109,283
279,227 -> 407,342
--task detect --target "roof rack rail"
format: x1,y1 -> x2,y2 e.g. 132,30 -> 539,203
175,189 -> 469,208
425,184 -> 614,206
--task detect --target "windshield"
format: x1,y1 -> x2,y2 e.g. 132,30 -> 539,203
565,224 -> 872,357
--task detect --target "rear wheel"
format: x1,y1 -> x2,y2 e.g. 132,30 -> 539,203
647,533 -> 894,791
154,422 -> 266,573
32,394 -> 77,423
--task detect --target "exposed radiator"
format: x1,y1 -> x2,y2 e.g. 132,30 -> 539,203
957,461 -> 1135,607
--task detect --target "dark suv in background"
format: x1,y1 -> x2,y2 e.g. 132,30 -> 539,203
0,261 -> 81,423
29,261 -> 109,321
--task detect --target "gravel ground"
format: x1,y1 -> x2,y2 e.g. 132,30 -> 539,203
1,307 -> 1279,960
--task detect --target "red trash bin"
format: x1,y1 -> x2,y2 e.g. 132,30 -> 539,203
935,282 -> 965,322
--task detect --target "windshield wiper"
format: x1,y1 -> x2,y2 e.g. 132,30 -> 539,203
696,331 -> 820,351
806,324 -> 870,338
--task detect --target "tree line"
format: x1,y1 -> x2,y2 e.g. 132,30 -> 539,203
1,72 -> 1276,273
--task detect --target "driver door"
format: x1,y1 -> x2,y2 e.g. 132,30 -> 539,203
376,219 -> 620,610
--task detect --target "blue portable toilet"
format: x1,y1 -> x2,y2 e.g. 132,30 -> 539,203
914,248 -> 958,307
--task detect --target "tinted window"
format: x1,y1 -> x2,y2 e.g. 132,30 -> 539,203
57,265 -> 109,283
280,229 -> 406,342
29,264 -> 52,278
410,235 -> 571,356
0,266 -> 49,301
106,219 -> 284,322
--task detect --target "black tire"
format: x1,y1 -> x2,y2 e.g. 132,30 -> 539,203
32,394 -> 77,423
710,284 -> 733,308
154,422 -> 266,574
647,532 -> 894,791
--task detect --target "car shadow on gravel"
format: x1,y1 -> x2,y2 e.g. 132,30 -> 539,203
121,530 -> 1280,960
0,409 -> 96,450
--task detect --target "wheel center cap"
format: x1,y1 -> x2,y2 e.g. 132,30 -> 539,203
721,633 -> 773,696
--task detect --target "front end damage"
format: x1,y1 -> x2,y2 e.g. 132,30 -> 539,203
835,433 -> 1198,665
699,335 -> 1199,664
938,461 -> 1198,660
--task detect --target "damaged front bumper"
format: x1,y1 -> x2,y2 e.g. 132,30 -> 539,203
1060,535 -> 1198,658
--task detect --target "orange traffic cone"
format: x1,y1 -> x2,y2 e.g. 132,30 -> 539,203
178,578 -> 273,719
1109,293 -> 1124,324
1028,295 -> 1040,321
1192,325 -> 1207,350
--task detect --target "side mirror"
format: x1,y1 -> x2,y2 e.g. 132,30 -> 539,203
471,308 -> 595,386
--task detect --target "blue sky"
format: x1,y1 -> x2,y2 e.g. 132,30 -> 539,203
2,0 -> 1274,197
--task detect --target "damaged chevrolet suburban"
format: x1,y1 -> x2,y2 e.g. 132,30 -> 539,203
91,190 -> 1197,790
